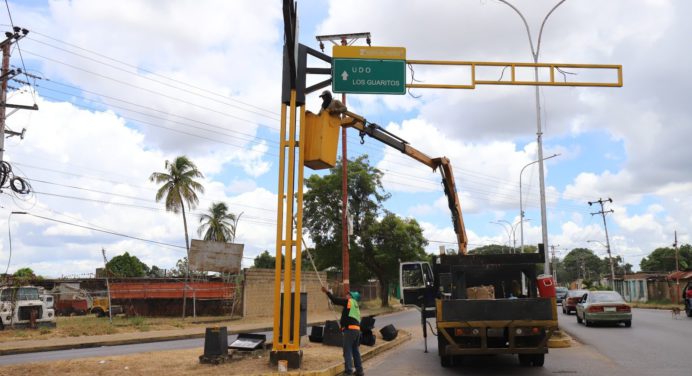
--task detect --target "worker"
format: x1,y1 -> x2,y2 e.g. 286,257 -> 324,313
318,90 -> 347,115
322,286 -> 364,376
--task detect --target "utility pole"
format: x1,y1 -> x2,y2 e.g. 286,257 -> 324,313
550,244 -> 559,284
589,198 -> 616,289
674,230 -> 680,305
101,248 -> 113,325
316,32 -> 371,294
0,27 -> 34,162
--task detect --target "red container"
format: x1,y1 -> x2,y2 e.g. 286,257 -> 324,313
536,274 -> 556,298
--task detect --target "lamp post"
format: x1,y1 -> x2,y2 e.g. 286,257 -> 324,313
493,219 -> 530,253
519,153 -> 559,253
490,221 -> 513,251
498,0 -> 568,275
6,211 -> 27,276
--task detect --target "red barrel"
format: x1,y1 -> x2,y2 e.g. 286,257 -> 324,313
536,274 -> 556,298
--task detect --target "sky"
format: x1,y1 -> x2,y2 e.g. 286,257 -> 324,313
0,0 -> 689,278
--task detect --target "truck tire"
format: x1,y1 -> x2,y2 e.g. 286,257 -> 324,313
518,354 -> 531,367
686,306 -> 692,318
624,320 -> 631,328
531,354 -> 545,367
440,355 -> 453,368
576,314 -> 583,324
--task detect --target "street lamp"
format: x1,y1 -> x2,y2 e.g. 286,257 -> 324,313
498,0 -> 568,275
519,153 -> 559,253
493,219 -> 530,253
490,221 -> 513,251
6,211 -> 28,275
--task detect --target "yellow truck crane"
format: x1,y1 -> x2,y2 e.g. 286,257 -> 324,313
308,108 -> 557,368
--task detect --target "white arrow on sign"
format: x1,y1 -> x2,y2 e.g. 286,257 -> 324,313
341,71 -> 349,80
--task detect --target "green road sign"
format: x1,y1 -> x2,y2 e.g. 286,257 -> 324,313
332,58 -> 406,95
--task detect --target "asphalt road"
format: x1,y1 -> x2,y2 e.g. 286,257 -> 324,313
2,306 -> 690,376
365,307 -> 692,376
559,307 -> 691,376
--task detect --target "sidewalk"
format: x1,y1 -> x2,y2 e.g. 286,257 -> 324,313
0,310 -> 383,356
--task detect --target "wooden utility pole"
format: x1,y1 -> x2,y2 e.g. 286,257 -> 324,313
0,27 -> 36,162
674,230 -> 680,304
101,248 -> 113,325
0,33 -> 12,162
316,32 -> 371,295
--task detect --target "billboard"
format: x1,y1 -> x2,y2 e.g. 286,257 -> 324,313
189,240 -> 244,273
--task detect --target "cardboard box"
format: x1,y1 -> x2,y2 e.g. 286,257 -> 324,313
466,285 -> 495,300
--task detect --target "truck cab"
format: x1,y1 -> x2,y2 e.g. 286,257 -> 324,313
0,286 -> 56,329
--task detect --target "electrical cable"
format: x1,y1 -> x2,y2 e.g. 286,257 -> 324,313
24,31 -> 278,117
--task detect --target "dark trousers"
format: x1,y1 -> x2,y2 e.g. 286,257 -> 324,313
342,329 -> 363,374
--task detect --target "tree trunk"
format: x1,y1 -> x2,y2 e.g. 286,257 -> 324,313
379,277 -> 389,308
180,199 -> 190,319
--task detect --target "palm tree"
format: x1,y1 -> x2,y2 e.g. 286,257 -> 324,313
198,202 -> 242,242
149,156 -> 204,318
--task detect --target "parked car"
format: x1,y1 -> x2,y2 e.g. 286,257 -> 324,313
576,290 -> 631,327
556,287 -> 568,304
562,289 -> 588,314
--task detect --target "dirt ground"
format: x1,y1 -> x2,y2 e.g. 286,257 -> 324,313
0,331 -> 404,376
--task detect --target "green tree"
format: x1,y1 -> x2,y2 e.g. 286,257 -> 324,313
561,248 -> 603,284
640,245 -> 692,272
469,244 -> 513,255
106,252 -> 149,277
361,213 -> 428,307
198,202 -> 242,242
12,267 -> 41,285
253,250 -> 277,269
13,267 -> 35,279
150,156 -> 204,318
171,257 -> 205,279
304,156 -> 390,287
148,265 -> 165,278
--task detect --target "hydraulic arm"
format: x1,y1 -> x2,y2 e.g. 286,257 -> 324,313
340,110 -> 468,255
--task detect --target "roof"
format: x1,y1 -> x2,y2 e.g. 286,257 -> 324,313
667,270 -> 692,280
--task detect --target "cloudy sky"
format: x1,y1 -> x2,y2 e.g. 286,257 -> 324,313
0,0 -> 688,278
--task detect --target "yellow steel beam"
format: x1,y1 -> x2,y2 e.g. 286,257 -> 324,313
292,105 -> 306,349
406,60 -> 623,89
272,102 -> 288,351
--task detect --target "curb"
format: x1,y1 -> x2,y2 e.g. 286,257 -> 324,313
549,327 -> 575,348
255,330 -> 412,376
0,312 -> 401,356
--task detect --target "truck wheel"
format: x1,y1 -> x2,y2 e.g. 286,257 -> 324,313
686,306 -> 692,318
585,319 -> 591,327
531,354 -> 545,367
440,355 -> 453,368
624,320 -> 631,328
576,314 -> 583,324
518,354 -> 531,367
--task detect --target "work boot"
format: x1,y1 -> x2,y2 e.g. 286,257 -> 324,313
354,371 -> 364,376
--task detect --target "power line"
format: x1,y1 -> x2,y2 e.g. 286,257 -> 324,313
26,212 -> 186,250
24,30 -> 278,117
22,49 -> 277,128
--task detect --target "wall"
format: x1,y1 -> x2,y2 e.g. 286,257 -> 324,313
242,268 -> 331,318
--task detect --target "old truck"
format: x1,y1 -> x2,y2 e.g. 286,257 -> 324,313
401,250 -> 558,367
319,108 -> 557,367
0,286 -> 56,329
